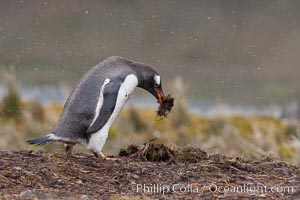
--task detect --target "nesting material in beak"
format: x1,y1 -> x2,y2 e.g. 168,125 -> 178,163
156,94 -> 175,118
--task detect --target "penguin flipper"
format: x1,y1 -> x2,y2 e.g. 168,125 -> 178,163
86,78 -> 123,134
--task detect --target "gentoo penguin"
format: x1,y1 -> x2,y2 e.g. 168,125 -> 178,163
27,56 -> 166,160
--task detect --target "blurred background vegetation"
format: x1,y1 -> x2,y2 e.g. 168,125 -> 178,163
0,1 -> 299,164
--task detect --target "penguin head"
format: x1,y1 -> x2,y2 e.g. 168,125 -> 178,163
136,66 -> 165,106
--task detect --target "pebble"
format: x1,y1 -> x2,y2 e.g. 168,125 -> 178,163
274,168 -> 290,176
131,174 -> 140,180
81,195 -> 90,200
20,189 -> 33,199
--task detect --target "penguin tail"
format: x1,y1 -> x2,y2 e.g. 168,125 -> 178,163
27,134 -> 57,146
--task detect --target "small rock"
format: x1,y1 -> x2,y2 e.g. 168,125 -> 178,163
81,195 -> 89,200
20,189 -> 33,199
274,168 -> 290,176
13,167 -> 22,171
131,174 -> 140,180
141,168 -> 148,173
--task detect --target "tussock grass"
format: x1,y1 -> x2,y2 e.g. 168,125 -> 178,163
0,83 -> 299,164
0,100 -> 299,165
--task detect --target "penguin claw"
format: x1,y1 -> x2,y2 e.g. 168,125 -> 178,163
92,151 -> 120,161
104,157 -> 120,161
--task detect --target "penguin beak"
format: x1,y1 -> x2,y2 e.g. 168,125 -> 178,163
154,88 -> 165,106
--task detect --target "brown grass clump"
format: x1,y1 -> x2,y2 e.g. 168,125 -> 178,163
119,139 -> 176,162
156,95 -> 174,118
176,146 -> 209,163
119,144 -> 140,157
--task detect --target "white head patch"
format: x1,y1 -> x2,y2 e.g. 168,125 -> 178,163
154,75 -> 161,86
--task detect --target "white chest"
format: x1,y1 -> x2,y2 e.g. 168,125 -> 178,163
87,74 -> 138,152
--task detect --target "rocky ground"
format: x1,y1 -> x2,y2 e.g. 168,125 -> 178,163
0,141 -> 299,200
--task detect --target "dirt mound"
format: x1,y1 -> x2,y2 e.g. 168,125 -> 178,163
0,144 -> 299,199
118,140 -> 210,163
119,140 -> 175,162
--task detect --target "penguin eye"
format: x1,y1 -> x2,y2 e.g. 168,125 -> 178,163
154,75 -> 160,88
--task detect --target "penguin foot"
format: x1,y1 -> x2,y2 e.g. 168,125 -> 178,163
65,144 -> 74,156
92,151 -> 119,161
104,157 -> 120,161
